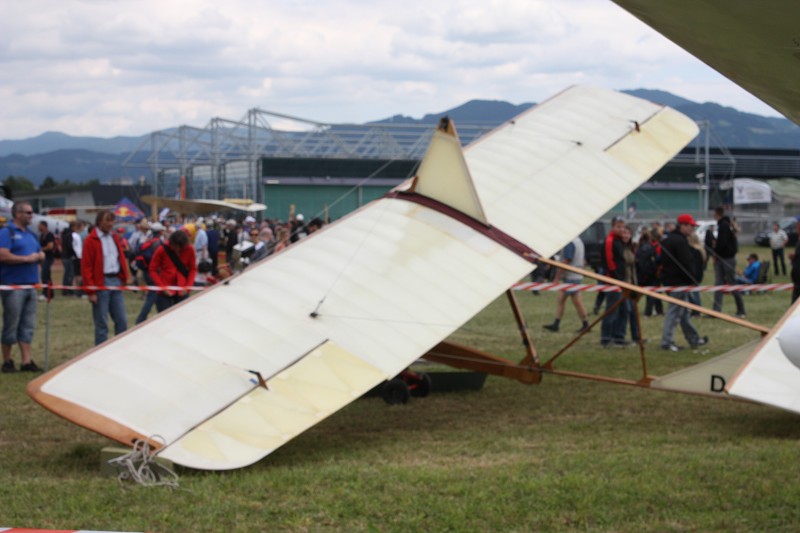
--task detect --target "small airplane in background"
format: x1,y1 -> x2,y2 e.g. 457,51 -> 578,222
140,195 -> 266,219
0,184 -> 68,234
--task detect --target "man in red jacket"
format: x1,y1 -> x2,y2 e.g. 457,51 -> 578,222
82,210 -> 129,345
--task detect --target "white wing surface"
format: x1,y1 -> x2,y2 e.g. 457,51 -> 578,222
727,302 -> 800,413
612,0 -> 800,125
465,85 -> 698,257
29,86 -> 697,469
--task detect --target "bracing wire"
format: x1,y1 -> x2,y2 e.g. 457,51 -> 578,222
307,159 -> 421,317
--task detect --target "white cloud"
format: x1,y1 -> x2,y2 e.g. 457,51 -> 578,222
0,0 -> 782,140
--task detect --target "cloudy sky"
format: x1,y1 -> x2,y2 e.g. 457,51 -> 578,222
0,0 -> 780,140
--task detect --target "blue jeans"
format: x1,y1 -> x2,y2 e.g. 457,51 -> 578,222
619,298 -> 641,341
600,292 -> 625,344
2,288 -> 37,345
135,272 -> 158,324
92,276 -> 128,346
661,292 -> 701,347
62,257 -> 75,296
40,256 -> 54,297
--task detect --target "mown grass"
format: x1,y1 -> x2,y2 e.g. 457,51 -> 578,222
2,246 -> 800,532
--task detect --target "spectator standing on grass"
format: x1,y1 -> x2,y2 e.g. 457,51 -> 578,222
600,216 -> 627,347
82,210 -> 129,346
38,220 -> 55,301
127,217 -> 149,285
660,214 -> 709,352
61,221 -> 78,296
194,217 -> 209,265
149,229 -> 196,313
0,202 -> 43,372
618,225 -> 641,343
542,236 -> 590,334
72,221 -> 85,296
206,218 -> 220,274
636,229 -> 661,318
791,216 -> 800,303
223,219 -> 238,266
710,206 -> 746,318
769,222 -> 788,276
134,222 -> 166,324
687,232 -> 707,316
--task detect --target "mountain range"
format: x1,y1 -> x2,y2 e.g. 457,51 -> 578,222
2,88 -> 799,185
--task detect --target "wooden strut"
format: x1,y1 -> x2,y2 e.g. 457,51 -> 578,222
505,289 -> 539,366
423,258 -> 767,391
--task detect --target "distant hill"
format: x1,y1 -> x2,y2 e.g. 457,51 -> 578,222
3,88 -> 800,185
373,90 -> 800,149
374,99 -> 534,125
0,131 -> 147,157
0,150 -> 144,185
622,89 -> 800,148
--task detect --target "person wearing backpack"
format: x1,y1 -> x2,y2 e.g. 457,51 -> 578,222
149,228 -> 196,313
635,229 -> 660,317
37,220 -> 55,301
134,222 -> 165,324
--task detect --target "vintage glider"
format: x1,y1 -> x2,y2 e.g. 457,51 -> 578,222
28,86 -> 698,470
607,0 -> 800,422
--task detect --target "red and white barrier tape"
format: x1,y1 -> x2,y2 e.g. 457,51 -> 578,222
0,281 -> 792,294
512,282 -> 795,293
0,283 -> 205,293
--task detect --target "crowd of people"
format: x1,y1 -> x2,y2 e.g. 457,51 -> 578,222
2,199 -> 799,374
543,207 -> 800,351
0,205 -> 323,373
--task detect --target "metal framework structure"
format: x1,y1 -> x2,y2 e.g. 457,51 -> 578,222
122,108 -> 498,205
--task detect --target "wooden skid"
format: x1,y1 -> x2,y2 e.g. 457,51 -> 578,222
423,341 -> 542,384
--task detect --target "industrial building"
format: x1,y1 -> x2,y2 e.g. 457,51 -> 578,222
121,109 -> 800,224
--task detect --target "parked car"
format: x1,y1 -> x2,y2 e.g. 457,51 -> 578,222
755,217 -> 799,247
694,220 -> 717,243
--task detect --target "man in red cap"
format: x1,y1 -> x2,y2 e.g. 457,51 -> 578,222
659,213 -> 709,351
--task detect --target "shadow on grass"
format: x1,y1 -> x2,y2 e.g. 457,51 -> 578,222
713,407 -> 800,440
50,442 -> 101,473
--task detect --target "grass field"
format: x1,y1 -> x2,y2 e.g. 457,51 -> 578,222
2,246 -> 800,532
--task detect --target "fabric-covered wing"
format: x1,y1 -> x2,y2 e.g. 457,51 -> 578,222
29,86 -> 697,470
612,0 -> 800,125
30,199 -> 532,469
727,301 -> 800,413
466,85 -> 698,258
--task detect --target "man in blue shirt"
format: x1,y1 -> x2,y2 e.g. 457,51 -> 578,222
0,202 -> 44,372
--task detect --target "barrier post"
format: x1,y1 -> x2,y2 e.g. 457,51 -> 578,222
44,284 -> 51,371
